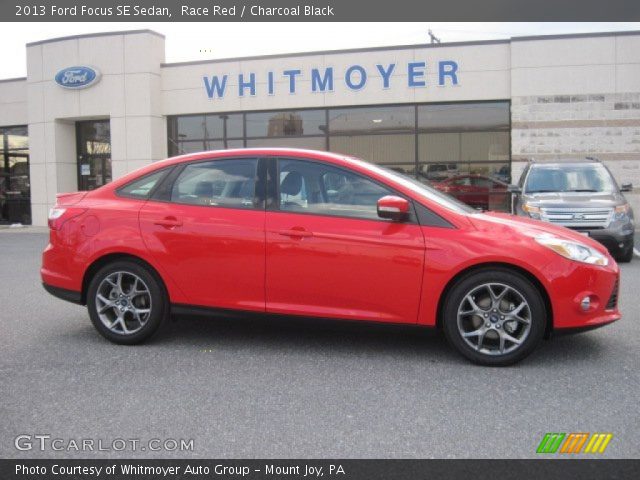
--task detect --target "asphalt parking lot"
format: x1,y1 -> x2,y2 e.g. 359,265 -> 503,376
1,230 -> 639,459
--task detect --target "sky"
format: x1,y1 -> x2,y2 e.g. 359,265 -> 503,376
0,22 -> 639,78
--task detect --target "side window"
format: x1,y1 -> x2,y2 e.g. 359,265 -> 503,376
471,177 -> 492,189
171,158 -> 258,209
452,177 -> 472,187
117,169 -> 168,199
278,159 -> 393,220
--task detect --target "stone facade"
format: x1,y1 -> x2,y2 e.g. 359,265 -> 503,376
511,92 -> 640,213
512,93 -> 640,173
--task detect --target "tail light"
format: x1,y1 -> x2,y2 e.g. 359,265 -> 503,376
48,207 -> 87,230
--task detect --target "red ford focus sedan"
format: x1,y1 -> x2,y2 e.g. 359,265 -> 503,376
41,149 -> 621,365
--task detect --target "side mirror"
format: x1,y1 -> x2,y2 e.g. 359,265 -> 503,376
377,195 -> 410,222
507,184 -> 522,194
620,183 -> 633,192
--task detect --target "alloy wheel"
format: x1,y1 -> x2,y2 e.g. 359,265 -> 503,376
95,271 -> 152,335
456,282 -> 532,356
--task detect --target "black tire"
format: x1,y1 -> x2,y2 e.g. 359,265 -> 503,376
442,268 -> 546,366
87,260 -> 167,344
616,242 -> 634,263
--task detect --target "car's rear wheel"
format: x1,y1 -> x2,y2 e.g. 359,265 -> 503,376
87,260 -> 167,344
442,269 -> 546,366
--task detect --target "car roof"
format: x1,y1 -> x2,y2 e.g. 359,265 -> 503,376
108,148 -> 376,191
162,148 -> 351,166
528,158 -> 601,167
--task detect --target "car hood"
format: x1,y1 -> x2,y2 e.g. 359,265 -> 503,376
521,191 -> 623,208
469,211 -> 610,254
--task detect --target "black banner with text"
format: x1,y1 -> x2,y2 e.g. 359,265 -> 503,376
2,459 -> 640,480
3,0 -> 640,22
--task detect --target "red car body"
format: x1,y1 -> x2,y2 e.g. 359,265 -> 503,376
433,174 -> 509,210
42,149 -> 620,343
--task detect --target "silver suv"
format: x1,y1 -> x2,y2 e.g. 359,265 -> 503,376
511,159 -> 635,262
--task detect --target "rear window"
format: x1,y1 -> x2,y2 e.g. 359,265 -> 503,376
117,169 -> 168,199
170,158 -> 258,209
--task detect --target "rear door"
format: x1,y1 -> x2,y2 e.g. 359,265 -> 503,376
139,157 -> 266,311
265,157 -> 426,324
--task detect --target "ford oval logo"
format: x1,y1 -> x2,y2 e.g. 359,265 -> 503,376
54,66 -> 101,89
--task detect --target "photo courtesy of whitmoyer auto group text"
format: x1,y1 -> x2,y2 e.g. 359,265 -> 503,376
1,1 -> 640,479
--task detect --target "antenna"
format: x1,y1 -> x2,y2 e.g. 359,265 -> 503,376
428,30 -> 441,44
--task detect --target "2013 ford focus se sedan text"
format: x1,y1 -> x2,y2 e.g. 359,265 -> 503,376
41,149 -> 621,365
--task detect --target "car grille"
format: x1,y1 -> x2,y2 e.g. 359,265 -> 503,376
605,277 -> 619,310
540,207 -> 613,228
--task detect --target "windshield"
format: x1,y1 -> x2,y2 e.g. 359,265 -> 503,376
524,164 -> 617,194
365,163 -> 476,214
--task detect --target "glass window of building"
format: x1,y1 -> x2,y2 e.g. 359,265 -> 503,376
1,126 -> 31,225
246,137 -> 326,150
76,120 -> 112,191
167,101 -> 512,211
246,110 -> 326,137
205,114 -> 243,139
169,114 -> 244,155
417,101 -> 510,182
328,106 -> 414,134
328,105 -> 415,173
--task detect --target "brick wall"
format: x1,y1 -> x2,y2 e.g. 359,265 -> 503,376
511,92 -> 640,223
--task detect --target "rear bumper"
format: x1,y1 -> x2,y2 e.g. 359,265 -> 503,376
42,283 -> 83,305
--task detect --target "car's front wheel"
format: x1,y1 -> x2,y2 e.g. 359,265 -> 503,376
442,269 -> 546,366
616,239 -> 634,263
87,260 -> 167,344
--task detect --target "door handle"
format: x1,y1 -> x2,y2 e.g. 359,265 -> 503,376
276,228 -> 313,238
154,216 -> 183,229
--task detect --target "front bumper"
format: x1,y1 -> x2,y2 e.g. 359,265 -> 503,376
585,229 -> 634,256
542,259 -> 621,330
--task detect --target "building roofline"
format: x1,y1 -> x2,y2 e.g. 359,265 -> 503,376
511,29 -> 640,42
26,29 -> 164,47
0,76 -> 26,84
161,29 -> 640,69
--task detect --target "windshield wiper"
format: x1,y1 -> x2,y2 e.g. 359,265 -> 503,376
566,189 -> 598,192
526,190 -> 557,193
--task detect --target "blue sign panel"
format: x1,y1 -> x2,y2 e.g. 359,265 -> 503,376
203,61 -> 459,99
54,66 -> 101,89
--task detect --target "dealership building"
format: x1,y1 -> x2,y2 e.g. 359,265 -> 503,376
0,29 -> 639,226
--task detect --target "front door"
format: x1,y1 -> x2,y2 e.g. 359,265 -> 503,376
77,120 -> 112,191
139,157 -> 266,311
265,158 -> 426,324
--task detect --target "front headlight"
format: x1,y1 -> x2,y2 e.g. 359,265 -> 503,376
535,236 -> 608,266
522,203 -> 541,219
614,204 -> 630,221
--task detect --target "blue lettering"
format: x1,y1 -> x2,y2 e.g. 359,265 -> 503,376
311,67 -> 334,92
203,75 -> 228,99
439,61 -> 458,86
238,73 -> 256,97
283,69 -> 302,94
345,65 -> 367,90
268,71 -> 275,95
408,62 -> 426,87
375,63 -> 396,89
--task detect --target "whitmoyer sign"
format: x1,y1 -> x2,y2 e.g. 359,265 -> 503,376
203,60 -> 460,99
